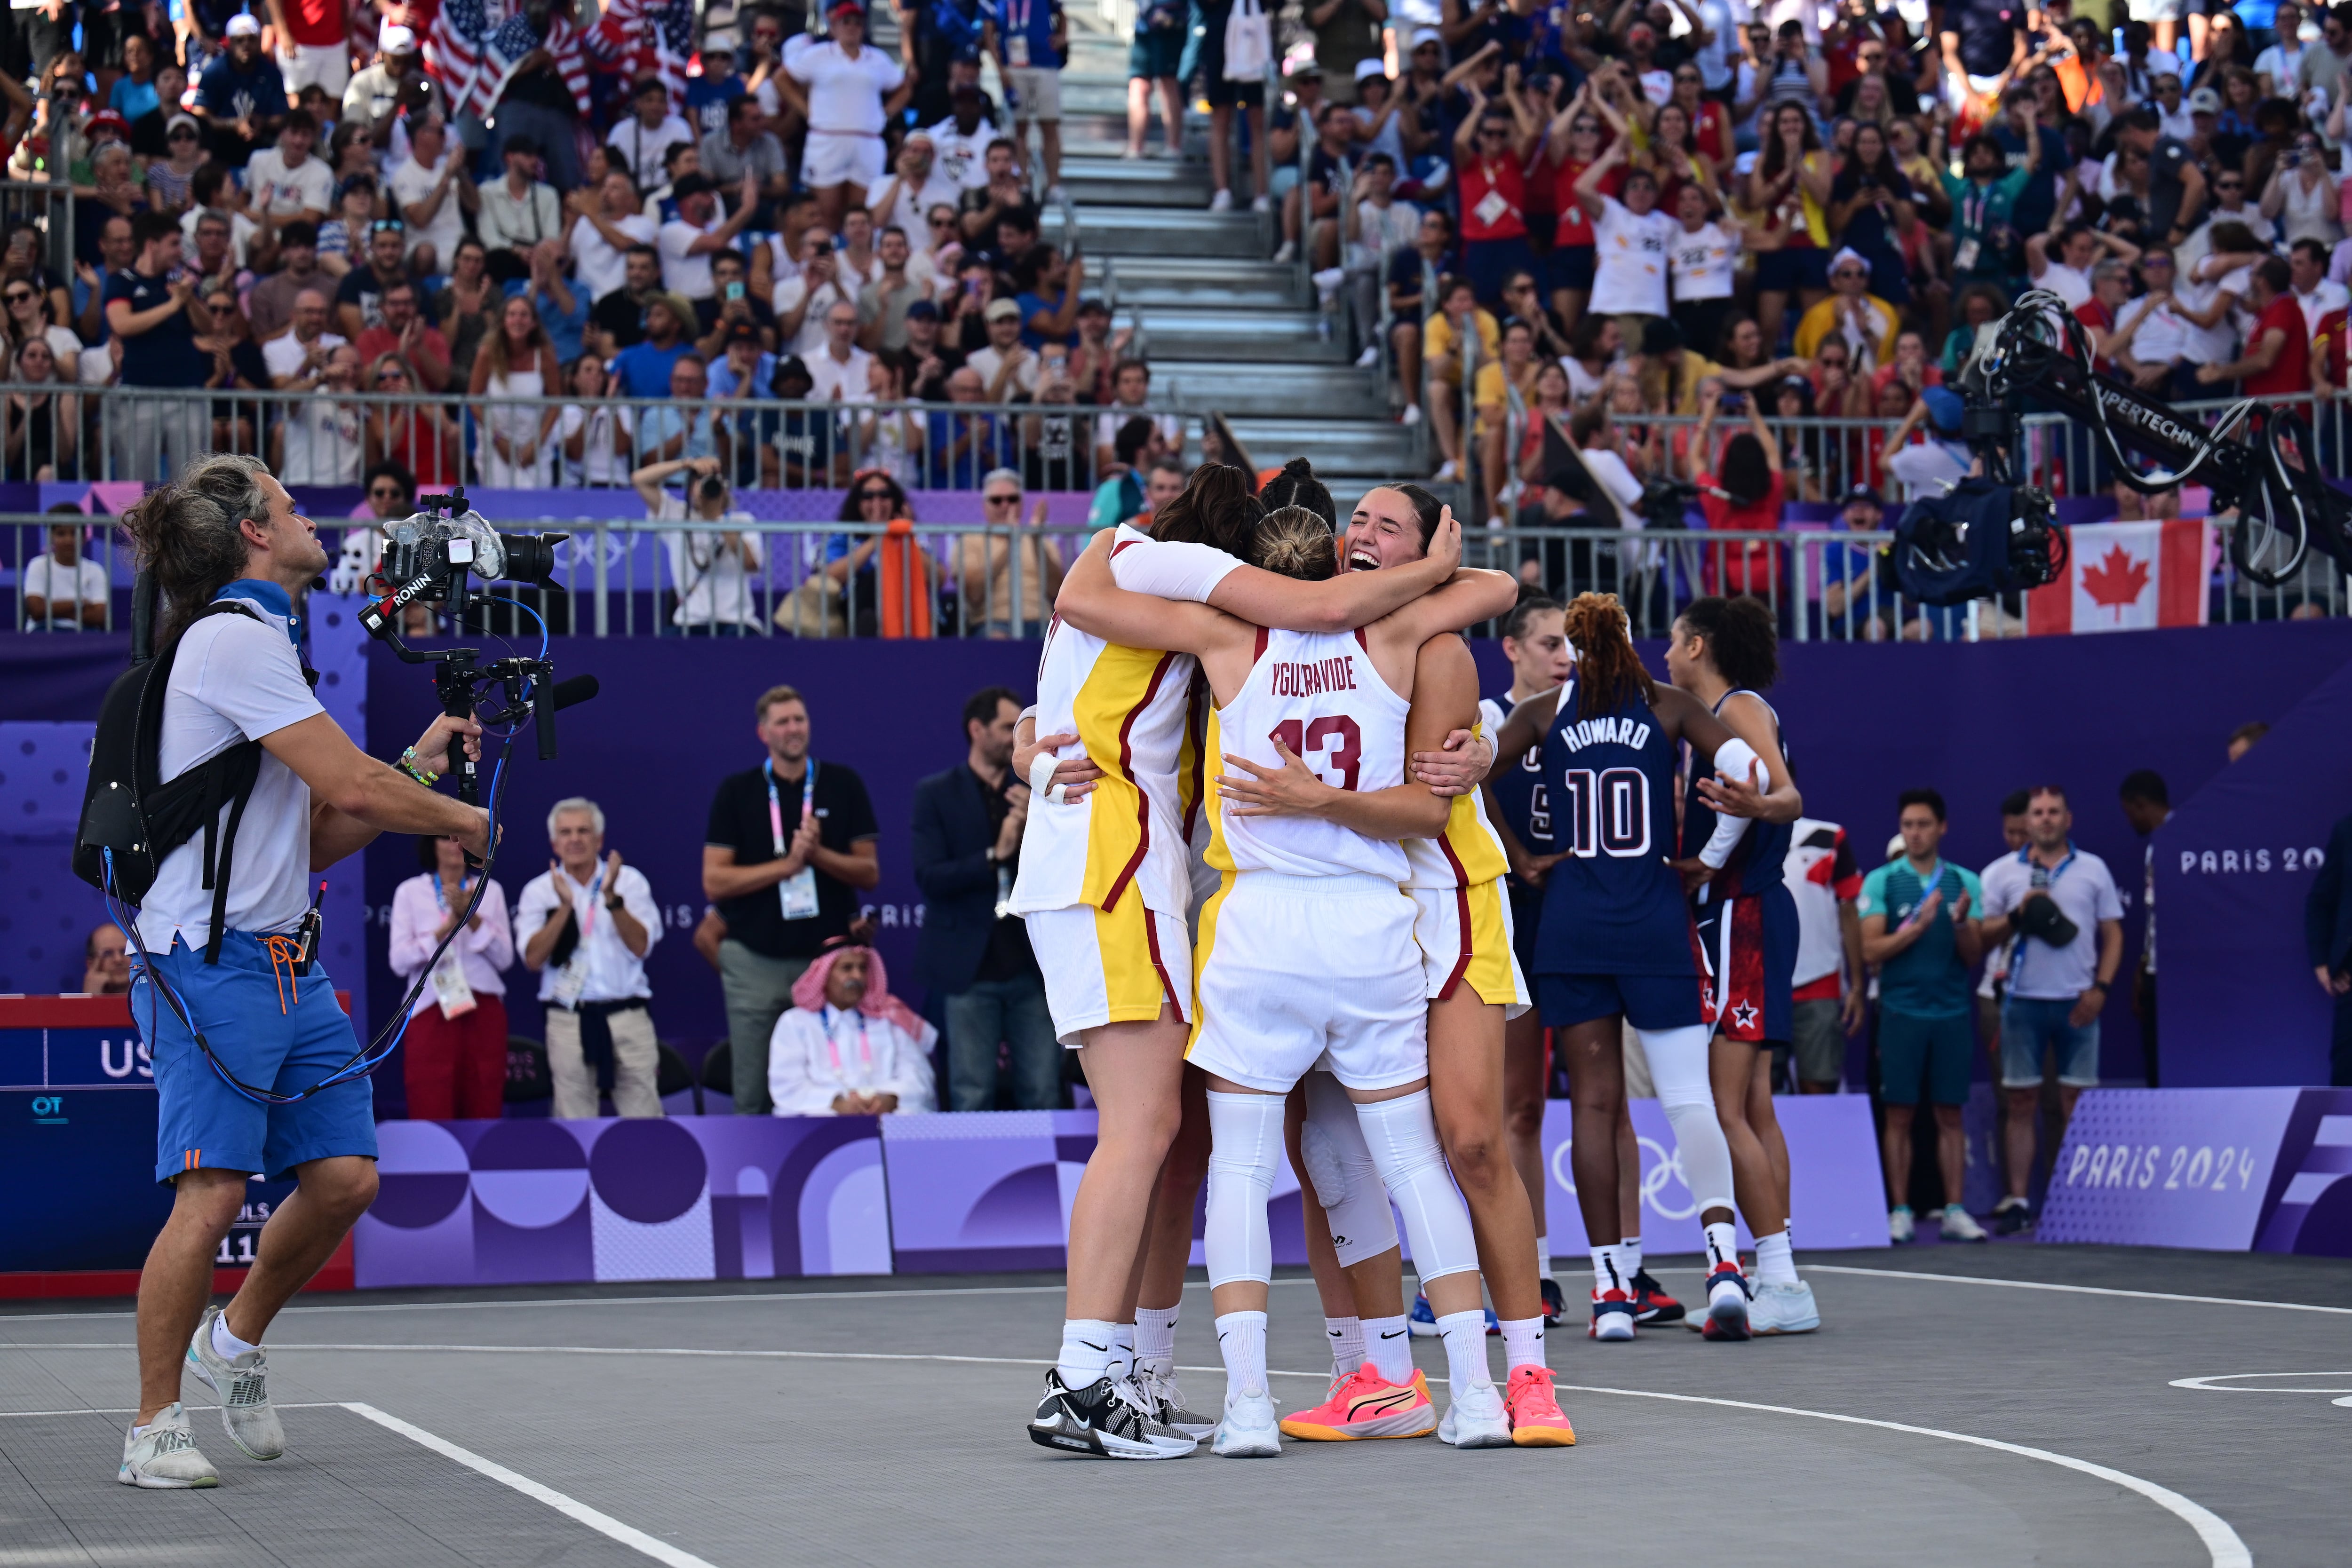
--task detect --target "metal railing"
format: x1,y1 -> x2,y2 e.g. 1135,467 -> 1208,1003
7,512 -> 2338,638
0,182 -> 78,287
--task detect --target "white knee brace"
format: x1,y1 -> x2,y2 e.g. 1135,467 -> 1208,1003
1639,1023 -> 1736,1214
1352,1089 -> 1480,1284
1205,1090 -> 1283,1287
1297,1072 -> 1399,1268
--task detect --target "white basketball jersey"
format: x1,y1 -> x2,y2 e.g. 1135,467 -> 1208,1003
1007,617 -> 1196,919
1202,626 -> 1410,882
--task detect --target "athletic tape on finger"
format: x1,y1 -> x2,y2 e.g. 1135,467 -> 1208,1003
1026,748 -> 1068,805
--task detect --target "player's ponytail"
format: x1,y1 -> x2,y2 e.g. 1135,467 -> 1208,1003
1153,462 -> 1264,556
1248,506 -> 1337,582
1562,592 -> 1654,721
1675,594 -> 1779,691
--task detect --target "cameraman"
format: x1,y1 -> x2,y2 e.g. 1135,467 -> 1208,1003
116,456 -> 491,1490
1974,785 -> 2124,1235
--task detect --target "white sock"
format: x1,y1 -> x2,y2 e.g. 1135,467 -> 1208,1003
1621,1234 -> 1644,1279
1589,1243 -> 1628,1298
1535,1234 -> 1554,1282
1363,1313 -> 1413,1382
1215,1309 -> 1268,1400
1703,1222 -> 1741,1275
1108,1322 -> 1137,1384
1136,1304 -> 1179,1377
1435,1308 -> 1494,1391
212,1312 -> 258,1360
1498,1315 -> 1545,1373
1755,1229 -> 1797,1287
1325,1315 -> 1365,1378
1057,1318 -> 1119,1389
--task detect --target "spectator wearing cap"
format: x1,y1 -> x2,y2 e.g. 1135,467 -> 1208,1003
191,13 -> 287,170
478,135 -> 565,284
660,170 -> 760,301
611,290 -> 699,397
333,212 -> 414,339
787,0 -> 909,228
990,0 -> 1069,199
1127,0 -> 1186,156
609,76 -> 696,188
856,224 -> 927,352
898,297 -> 960,397
244,106 -> 333,224
699,93 -> 792,219
966,294 -> 1041,400
1792,247 -> 1899,372
344,22 -> 424,146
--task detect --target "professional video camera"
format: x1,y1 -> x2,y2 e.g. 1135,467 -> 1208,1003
357,487 -> 592,804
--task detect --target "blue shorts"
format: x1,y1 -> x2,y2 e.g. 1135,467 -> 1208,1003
1999,995 -> 2100,1089
1878,1008 -> 1975,1106
133,932 -> 380,1185
1754,246 -> 1827,295
1537,971 -> 1707,1032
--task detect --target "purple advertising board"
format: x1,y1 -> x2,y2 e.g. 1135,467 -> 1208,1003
2039,1087 -> 2352,1254
354,1114 -> 890,1288
1534,1094 -> 1890,1255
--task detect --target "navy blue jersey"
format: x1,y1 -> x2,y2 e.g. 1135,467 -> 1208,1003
1530,677 -> 1697,979
1483,691 -> 1551,890
1683,688 -> 1790,899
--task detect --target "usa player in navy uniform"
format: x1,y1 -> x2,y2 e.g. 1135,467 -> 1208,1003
1492,594 -> 1802,1342
1666,595 -> 1818,1335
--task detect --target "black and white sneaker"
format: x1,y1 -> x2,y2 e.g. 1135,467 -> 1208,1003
1029,1370 -> 1198,1459
1137,1369 -> 1218,1439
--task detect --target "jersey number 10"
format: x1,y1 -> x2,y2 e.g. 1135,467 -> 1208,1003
1269,717 -> 1362,791
1559,767 -> 1651,857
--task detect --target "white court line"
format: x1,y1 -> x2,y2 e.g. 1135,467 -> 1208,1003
0,1402 -> 347,1418
1758,1264 -> 2352,1318
2169,1372 -> 2352,1393
0,1341 -> 2254,1568
342,1402 -> 720,1568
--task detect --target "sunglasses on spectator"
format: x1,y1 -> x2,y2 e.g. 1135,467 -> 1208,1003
3,289 -> 30,304
984,492 -> 1021,507
370,484 -> 405,499
2144,257 -> 2173,268
371,218 -> 405,233
167,127 -> 198,141
1674,70 -> 1700,81
377,368 -> 407,382
1832,267 -> 1866,279
856,487 -> 896,502
1571,120 -> 1599,132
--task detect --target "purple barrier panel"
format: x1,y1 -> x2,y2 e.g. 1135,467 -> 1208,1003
2252,1089 -> 2352,1257
1537,1094 -> 1888,1255
2038,1088 -> 2302,1249
355,1114 -> 885,1288
879,1109 -> 1093,1273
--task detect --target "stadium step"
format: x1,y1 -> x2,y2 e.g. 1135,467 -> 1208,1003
1107,254 -> 1303,311
1139,357 -> 1393,420
1213,417 -> 1418,479
1057,154 -> 1218,209
1043,202 -> 1266,260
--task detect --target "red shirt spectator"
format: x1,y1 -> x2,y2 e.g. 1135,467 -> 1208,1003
2244,292 -> 2310,400
1700,467 -> 1786,596
1549,156 -> 1618,246
1458,146 -> 1530,242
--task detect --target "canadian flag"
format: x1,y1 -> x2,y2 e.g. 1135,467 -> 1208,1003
2026,519 -> 2211,635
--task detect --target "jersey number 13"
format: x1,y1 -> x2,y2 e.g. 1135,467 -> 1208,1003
1270,717 -> 1362,791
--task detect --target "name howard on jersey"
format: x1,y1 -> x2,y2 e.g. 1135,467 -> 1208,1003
1269,656 -> 1361,697
1555,715 -> 1654,754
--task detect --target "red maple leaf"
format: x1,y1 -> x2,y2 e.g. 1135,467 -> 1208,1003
2081,544 -> 2152,616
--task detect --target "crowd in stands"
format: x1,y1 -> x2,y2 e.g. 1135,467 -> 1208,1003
1269,0 -> 2351,512
0,0 -> 1162,491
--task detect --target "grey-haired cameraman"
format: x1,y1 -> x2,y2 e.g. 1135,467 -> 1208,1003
115,455 -> 493,1491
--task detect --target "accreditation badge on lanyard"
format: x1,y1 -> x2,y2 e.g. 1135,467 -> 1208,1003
550,865 -> 605,1007
1005,0 -> 1032,65
769,758 -> 823,921
429,876 -> 478,1018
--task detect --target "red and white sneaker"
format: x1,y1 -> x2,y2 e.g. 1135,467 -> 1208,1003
1278,1365 -> 1437,1441
1589,1287 -> 1637,1341
1504,1365 -> 1576,1447
1630,1268 -> 1685,1325
1699,1263 -> 1753,1341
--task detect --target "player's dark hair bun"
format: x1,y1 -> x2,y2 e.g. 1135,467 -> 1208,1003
1260,458 -> 1335,527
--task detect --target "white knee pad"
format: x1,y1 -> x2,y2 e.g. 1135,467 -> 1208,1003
1351,1089 -> 1480,1284
1205,1090 -> 1283,1287
1298,1072 -> 1398,1268
1640,1023 -> 1735,1214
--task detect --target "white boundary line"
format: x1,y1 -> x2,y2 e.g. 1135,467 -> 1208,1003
1797,1265 -> 2352,1317
0,1401 -> 347,1418
341,1402 -> 721,1568
0,1341 -> 2255,1568
2169,1372 -> 2352,1393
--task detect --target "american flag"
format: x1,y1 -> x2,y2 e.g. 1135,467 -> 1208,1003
583,0 -> 693,110
426,0 -> 589,122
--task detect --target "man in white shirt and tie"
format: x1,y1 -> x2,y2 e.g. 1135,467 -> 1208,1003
516,798 -> 666,1118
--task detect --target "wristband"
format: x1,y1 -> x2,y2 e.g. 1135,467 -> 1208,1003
396,746 -> 440,786
1026,747 -> 1067,805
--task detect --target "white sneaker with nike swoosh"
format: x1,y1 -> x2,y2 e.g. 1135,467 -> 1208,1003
185,1306 -> 285,1460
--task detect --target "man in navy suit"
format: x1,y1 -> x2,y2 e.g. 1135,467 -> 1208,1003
2305,809 -> 2352,1087
912,685 -> 1059,1109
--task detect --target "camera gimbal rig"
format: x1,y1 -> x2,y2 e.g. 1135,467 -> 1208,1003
1960,288 -> 2352,588
355,484 -> 577,804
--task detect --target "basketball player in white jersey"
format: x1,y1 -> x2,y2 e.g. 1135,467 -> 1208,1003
1014,467 -> 1472,1458
1054,505 -> 1517,1457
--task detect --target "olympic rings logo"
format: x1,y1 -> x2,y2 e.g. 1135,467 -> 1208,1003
1548,1133 -> 1698,1221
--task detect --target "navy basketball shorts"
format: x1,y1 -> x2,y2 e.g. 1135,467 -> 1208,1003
1696,884 -> 1797,1046
1537,971 -> 1707,1033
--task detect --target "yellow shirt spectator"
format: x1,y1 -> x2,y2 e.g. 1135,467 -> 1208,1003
1792,294 -> 1899,368
1426,308 -> 1502,381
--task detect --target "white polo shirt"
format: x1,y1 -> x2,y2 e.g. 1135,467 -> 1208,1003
1979,843 -> 2124,1001
137,581 -> 325,951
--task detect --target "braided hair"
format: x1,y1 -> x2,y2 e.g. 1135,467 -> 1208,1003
1562,592 -> 1654,721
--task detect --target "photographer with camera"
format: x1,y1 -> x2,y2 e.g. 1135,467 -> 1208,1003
111,455 -> 491,1490
634,454 -> 764,635
1973,785 -> 2124,1235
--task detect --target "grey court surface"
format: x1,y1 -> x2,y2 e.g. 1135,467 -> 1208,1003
4,1246 -> 2348,1568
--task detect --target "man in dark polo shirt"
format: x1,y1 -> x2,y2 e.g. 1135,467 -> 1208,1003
105,210 -> 215,483
703,683 -> 880,1114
